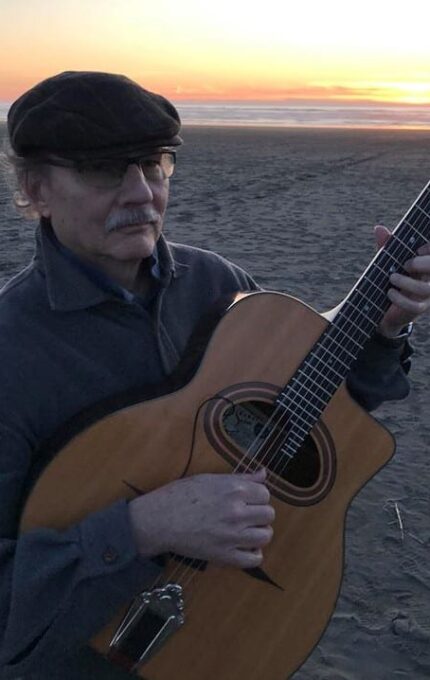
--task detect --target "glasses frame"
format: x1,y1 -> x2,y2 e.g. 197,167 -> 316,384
36,150 -> 177,188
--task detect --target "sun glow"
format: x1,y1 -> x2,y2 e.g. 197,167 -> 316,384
378,83 -> 430,105
1,0 -> 430,108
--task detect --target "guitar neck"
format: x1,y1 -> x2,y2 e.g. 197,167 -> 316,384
276,180 -> 430,455
333,179 -> 430,356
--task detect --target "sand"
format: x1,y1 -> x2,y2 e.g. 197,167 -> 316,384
0,124 -> 429,679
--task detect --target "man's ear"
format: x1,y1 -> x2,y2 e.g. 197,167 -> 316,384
22,168 -> 51,218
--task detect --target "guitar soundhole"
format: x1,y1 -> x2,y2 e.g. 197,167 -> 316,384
204,382 -> 336,506
222,400 -> 320,489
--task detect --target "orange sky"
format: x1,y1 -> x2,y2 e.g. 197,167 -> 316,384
1,0 -> 430,106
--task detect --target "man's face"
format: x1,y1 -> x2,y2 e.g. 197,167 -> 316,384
37,153 -> 170,266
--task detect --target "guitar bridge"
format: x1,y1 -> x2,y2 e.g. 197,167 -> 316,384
109,583 -> 185,672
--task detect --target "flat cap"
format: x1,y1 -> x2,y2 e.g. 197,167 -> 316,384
8,71 -> 182,159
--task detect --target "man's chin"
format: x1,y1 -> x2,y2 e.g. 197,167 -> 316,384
111,226 -> 160,259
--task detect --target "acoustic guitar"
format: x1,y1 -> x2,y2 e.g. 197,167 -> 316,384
20,181 -> 430,679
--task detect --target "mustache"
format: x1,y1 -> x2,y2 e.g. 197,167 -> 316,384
104,207 -> 159,234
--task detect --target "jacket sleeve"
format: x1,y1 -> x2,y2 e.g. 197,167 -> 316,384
346,335 -> 413,411
0,422 -> 161,677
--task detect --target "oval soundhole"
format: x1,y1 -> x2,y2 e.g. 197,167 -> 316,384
204,382 -> 336,506
222,400 -> 321,489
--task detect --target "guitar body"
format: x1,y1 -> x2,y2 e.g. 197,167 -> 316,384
20,291 -> 395,680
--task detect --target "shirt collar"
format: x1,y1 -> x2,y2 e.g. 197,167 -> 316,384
33,219 -> 189,312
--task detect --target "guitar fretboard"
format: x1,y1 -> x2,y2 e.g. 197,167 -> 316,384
273,181 -> 430,463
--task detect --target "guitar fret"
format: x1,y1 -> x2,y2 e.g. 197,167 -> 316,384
303,356 -> 345,383
372,261 -> 391,278
345,299 -> 379,330
286,381 -> 327,409
349,289 -> 384,315
358,276 -> 387,298
276,397 -> 320,424
286,427 -> 308,444
314,343 -> 351,372
299,361 -> 340,391
390,232 -> 417,256
329,325 -> 363,350
281,442 -> 300,460
278,389 -> 323,424
403,218 -> 428,242
269,179 -> 430,467
272,403 -> 314,438
323,333 -> 359,361
380,248 -> 404,270
334,314 -> 372,341
291,373 -> 333,400
279,445 -> 295,461
415,204 -> 430,220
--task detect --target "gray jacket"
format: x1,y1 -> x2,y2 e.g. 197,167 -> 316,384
0,223 -> 412,679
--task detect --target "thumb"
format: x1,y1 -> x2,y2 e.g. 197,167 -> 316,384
374,224 -> 391,250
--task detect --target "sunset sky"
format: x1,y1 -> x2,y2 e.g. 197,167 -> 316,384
1,0 -> 429,106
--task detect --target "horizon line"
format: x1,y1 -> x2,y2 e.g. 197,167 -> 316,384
1,97 -> 430,108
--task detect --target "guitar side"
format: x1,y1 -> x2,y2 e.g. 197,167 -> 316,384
20,291 -> 395,680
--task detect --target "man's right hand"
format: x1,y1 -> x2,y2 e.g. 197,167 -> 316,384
128,468 -> 275,568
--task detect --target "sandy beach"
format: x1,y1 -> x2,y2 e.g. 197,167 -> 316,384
0,124 -> 429,679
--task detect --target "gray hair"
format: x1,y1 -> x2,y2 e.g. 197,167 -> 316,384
0,137 -> 44,219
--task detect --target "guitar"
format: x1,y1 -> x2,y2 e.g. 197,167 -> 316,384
20,181 -> 430,679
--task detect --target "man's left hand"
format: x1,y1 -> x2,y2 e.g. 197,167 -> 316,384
375,225 -> 430,338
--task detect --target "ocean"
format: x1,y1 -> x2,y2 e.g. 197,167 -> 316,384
1,101 -> 430,130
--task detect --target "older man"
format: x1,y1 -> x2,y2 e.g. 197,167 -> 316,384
0,71 -> 429,679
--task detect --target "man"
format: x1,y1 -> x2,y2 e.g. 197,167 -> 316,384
0,71 -> 429,679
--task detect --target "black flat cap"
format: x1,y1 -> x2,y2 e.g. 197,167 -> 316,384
8,71 -> 182,159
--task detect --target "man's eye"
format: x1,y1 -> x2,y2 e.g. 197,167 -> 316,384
81,163 -> 111,173
141,159 -> 159,169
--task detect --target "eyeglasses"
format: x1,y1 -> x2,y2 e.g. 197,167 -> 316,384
41,151 -> 176,189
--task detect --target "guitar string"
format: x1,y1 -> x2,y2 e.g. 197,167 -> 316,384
237,193 -> 430,482
125,190 -> 430,623
169,192 -> 430,610
266,204 -> 430,480
150,191 -> 430,596
172,192 -> 430,595
163,188 -> 430,592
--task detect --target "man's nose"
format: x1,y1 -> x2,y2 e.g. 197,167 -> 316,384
119,163 -> 154,202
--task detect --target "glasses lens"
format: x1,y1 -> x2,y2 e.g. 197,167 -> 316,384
72,151 -> 176,188
77,160 -> 127,188
139,152 -> 176,181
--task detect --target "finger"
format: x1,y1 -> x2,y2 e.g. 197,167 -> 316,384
387,288 -> 430,315
243,482 -> 271,505
230,548 -> 264,569
417,242 -> 430,256
233,470 -> 269,503
374,224 -> 391,249
234,467 -> 266,484
237,526 -> 274,549
243,504 -> 276,526
404,254 -> 430,280
390,272 -> 430,299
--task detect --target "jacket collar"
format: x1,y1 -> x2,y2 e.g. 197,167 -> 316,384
33,219 -> 189,312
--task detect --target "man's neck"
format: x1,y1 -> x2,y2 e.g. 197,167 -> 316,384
94,256 -> 142,292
